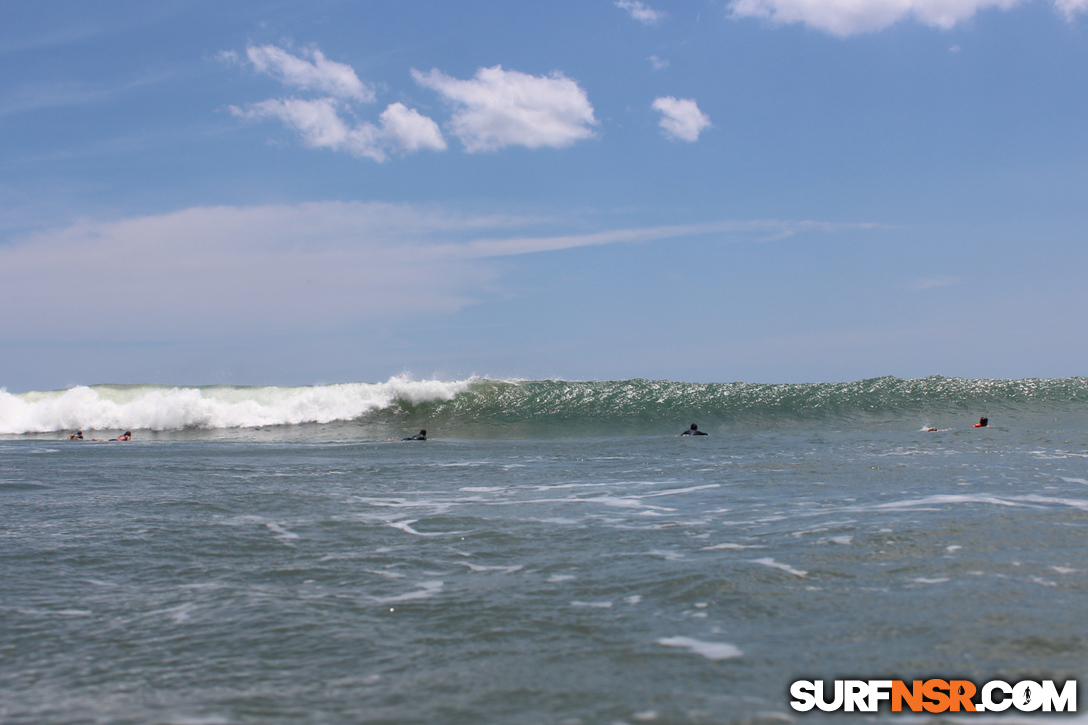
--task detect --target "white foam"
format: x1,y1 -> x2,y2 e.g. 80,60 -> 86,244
457,562 -> 523,574
374,580 -> 444,603
263,522 -> 299,541
160,603 -> 194,623
571,600 -> 613,608
1061,477 -> 1088,484
387,519 -> 455,537
750,557 -> 808,577
869,493 -> 1088,512
912,577 -> 950,584
657,636 -> 742,661
702,543 -> 764,550
0,375 -> 474,433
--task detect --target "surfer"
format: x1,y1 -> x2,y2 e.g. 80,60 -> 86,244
974,417 -> 988,428
680,423 -> 707,437
113,431 -> 132,441
402,429 -> 427,441
68,431 -> 83,440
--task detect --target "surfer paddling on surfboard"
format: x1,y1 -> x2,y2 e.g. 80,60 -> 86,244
974,417 -> 988,428
402,429 -> 427,441
680,423 -> 707,436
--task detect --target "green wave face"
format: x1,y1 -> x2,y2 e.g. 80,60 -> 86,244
384,376 -> 1088,437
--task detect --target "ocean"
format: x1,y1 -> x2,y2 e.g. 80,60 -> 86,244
2,376 -> 1086,724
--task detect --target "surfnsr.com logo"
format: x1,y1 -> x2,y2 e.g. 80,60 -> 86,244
790,679 -> 1077,713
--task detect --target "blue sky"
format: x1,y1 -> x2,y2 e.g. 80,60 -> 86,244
2,0 -> 1087,391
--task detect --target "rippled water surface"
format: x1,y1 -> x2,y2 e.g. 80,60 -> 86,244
3,427 -> 1087,723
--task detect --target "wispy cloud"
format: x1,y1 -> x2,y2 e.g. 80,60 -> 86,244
1053,0 -> 1088,18
729,0 -> 1083,35
906,276 -> 959,291
649,55 -> 670,70
246,44 -> 374,101
0,24 -> 106,54
0,204 -> 873,342
652,97 -> 711,142
0,71 -> 175,118
615,0 -> 666,24
231,44 -> 444,162
412,65 -> 598,152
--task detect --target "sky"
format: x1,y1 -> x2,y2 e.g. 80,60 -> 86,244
2,0 -> 1087,391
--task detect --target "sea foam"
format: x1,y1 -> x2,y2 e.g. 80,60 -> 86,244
0,376 -> 473,434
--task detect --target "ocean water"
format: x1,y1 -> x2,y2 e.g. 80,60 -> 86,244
1,377 -> 1086,724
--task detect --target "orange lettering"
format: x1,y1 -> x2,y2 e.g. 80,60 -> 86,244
892,680 -> 924,712
948,680 -> 977,712
922,679 -> 950,713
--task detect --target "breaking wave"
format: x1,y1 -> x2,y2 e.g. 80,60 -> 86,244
1,375 -> 1086,436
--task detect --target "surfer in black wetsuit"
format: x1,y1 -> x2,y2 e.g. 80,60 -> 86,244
974,417 -> 988,428
402,429 -> 427,441
680,423 -> 707,436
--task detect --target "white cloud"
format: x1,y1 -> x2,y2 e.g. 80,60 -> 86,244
652,97 -> 711,142
246,44 -> 374,101
412,65 -> 598,152
1054,0 -> 1088,18
649,55 -> 670,70
378,102 -> 447,153
725,0 -> 1071,35
232,97 -> 385,161
232,44 -> 446,162
233,98 -> 445,161
236,97 -> 350,150
615,0 -> 666,23
0,204 -> 863,342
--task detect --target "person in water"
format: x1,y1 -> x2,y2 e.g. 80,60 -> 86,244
68,431 -> 83,440
681,423 -> 707,436
113,431 -> 132,441
402,429 -> 427,441
974,417 -> 988,428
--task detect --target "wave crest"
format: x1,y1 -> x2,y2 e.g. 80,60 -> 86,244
0,376 -> 473,434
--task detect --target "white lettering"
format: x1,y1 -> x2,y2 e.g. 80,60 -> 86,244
868,679 -> 892,710
1042,680 -> 1076,712
790,680 -> 817,712
844,680 -> 870,712
815,680 -> 844,712
982,680 -> 1013,712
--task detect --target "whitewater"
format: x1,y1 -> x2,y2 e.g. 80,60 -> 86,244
2,375 -> 1086,724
